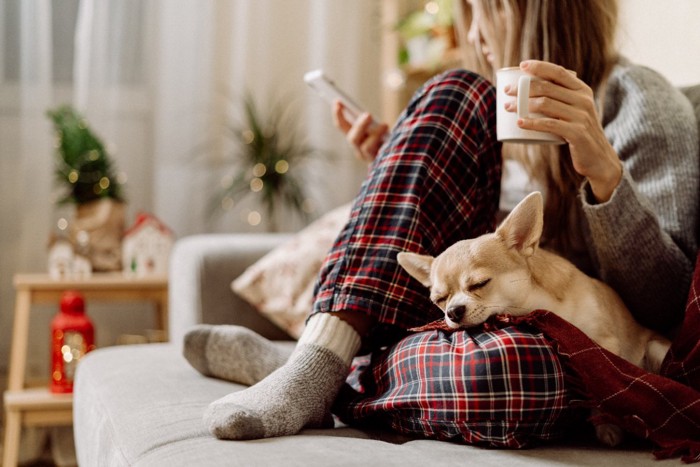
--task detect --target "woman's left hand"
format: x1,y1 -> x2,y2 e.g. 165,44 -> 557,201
505,60 -> 623,202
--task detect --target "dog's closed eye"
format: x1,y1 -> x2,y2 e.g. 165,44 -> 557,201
431,295 -> 448,306
468,278 -> 491,292
430,290 -> 449,307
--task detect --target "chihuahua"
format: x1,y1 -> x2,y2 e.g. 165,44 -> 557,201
397,191 -> 671,446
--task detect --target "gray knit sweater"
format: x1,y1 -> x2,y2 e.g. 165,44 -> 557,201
579,58 -> 699,332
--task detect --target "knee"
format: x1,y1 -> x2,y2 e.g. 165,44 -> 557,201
429,68 -> 492,92
397,328 -> 569,415
418,69 -> 495,110
401,68 -> 498,136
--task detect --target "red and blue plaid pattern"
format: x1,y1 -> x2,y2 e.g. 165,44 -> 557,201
337,325 -> 572,448
312,69 -> 502,340
310,68 -> 700,459
312,69 -> 571,447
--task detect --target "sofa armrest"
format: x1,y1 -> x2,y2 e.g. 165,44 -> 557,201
168,233 -> 294,348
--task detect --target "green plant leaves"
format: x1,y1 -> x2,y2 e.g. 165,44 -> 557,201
47,105 -> 124,205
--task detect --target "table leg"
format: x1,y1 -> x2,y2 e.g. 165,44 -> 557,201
7,289 -> 31,391
155,291 -> 169,338
3,409 -> 22,467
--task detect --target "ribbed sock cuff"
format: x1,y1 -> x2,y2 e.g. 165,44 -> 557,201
297,313 -> 361,365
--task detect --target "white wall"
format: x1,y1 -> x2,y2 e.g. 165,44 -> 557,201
617,0 -> 700,87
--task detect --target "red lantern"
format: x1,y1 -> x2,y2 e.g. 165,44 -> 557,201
50,290 -> 95,393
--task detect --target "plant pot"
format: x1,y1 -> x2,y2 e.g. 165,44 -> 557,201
70,198 -> 126,272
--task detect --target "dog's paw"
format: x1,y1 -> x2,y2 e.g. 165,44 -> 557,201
595,423 -> 624,447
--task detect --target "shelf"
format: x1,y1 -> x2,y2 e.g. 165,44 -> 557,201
4,388 -> 73,427
14,272 -> 168,291
381,0 -> 463,123
4,388 -> 72,411
3,272 -> 170,465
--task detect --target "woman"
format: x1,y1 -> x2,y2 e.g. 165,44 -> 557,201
188,0 -> 698,447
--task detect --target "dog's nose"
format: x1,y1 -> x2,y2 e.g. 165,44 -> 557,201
446,305 -> 466,323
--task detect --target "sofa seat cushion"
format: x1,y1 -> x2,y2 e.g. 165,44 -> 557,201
73,343 -> 678,466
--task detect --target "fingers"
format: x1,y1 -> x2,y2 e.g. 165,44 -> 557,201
505,79 -> 579,108
348,115 -> 388,163
332,100 -> 353,134
506,92 -> 587,122
333,100 -> 388,163
502,60 -> 595,125
520,60 -> 581,89
347,112 -> 374,145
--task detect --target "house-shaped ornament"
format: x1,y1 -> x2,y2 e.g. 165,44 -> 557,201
48,233 -> 92,280
122,213 -> 174,277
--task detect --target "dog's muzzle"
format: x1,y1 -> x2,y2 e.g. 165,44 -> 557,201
446,305 -> 466,323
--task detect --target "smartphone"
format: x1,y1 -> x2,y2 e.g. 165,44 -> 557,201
304,69 -> 367,124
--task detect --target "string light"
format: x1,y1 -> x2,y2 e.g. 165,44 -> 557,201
221,197 -> 234,211
384,69 -> 406,90
252,163 -> 266,177
247,210 -> 262,226
57,218 -> 69,231
274,160 -> 289,174
302,198 -> 317,214
425,1 -> 439,15
68,171 -> 79,184
250,178 -> 264,192
242,129 -> 255,144
99,177 -> 110,190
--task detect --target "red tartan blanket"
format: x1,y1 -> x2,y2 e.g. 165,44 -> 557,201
413,252 -> 700,463
520,253 -> 700,463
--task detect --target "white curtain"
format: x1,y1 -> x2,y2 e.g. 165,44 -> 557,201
0,0 -> 381,375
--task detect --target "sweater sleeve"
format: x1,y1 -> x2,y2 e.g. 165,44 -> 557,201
580,63 -> 699,332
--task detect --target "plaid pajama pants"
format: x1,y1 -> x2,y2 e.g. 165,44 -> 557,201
313,70 -> 572,447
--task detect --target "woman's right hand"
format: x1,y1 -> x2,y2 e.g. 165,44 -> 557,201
332,100 -> 389,164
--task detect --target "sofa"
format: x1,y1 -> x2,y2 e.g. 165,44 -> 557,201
73,233 -> 685,467
73,83 -> 700,466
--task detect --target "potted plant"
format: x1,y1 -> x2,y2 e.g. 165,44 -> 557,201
47,105 -> 126,271
210,94 -> 320,232
395,0 -> 455,70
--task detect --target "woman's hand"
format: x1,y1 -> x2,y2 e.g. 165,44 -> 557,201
505,60 -> 623,202
332,100 -> 389,164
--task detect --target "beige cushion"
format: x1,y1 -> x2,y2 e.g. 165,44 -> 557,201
231,204 -> 351,338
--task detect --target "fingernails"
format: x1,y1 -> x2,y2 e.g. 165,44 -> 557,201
517,118 -> 525,126
504,102 -> 514,111
520,60 -> 530,70
504,85 -> 511,93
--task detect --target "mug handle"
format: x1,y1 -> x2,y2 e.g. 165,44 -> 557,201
517,75 -> 531,119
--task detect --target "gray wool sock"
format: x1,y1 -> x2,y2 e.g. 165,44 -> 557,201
183,325 -> 291,386
204,313 -> 360,440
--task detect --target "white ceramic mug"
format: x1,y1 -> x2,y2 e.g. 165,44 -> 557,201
496,67 -> 565,145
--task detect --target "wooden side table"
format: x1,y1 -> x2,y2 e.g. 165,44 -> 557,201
3,273 -> 168,467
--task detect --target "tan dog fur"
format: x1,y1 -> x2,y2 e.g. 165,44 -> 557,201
397,192 -> 671,446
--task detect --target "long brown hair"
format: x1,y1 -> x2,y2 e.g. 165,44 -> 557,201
455,0 -> 619,254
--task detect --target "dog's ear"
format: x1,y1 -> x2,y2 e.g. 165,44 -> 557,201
495,191 -> 543,257
397,252 -> 434,287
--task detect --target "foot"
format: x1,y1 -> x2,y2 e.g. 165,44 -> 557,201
183,325 -> 291,385
204,343 -> 349,439
595,423 -> 625,447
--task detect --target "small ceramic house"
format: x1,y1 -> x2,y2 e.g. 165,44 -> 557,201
48,234 -> 92,279
122,213 -> 174,276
